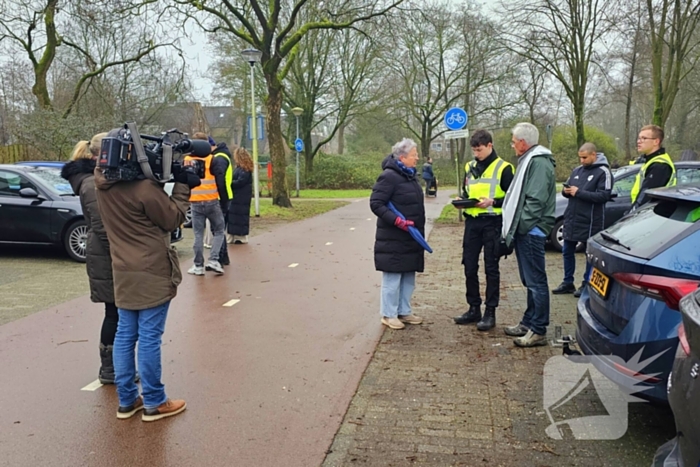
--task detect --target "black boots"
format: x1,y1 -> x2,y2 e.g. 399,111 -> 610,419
454,306 -> 481,325
574,281 -> 586,298
477,307 -> 496,331
99,343 -> 115,384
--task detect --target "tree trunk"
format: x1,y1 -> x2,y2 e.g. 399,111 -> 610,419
574,99 -> 585,148
337,123 -> 345,155
31,0 -> 59,111
305,150 -> 314,178
266,81 -> 292,207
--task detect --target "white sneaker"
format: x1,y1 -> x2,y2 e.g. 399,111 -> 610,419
205,261 -> 224,275
187,265 -> 204,276
203,244 -> 212,249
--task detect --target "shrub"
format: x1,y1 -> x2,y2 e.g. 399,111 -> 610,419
551,126 -> 621,181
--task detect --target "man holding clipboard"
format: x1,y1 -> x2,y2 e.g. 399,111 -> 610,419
452,130 -> 514,331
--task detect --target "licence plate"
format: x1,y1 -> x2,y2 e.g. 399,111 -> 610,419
589,267 -> 610,297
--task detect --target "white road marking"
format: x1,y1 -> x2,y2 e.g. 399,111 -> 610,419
367,218 -> 371,221
81,380 -> 103,391
350,228 -> 355,231
325,242 -> 333,245
223,299 -> 240,307
288,263 -> 299,268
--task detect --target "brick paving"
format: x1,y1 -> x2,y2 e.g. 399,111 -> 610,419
323,223 -> 675,466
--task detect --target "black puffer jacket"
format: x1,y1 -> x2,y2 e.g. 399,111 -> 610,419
227,166 -> 253,236
61,159 -> 114,304
370,155 -> 426,273
562,153 -> 613,242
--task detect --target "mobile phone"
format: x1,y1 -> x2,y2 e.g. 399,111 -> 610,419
563,183 -> 571,188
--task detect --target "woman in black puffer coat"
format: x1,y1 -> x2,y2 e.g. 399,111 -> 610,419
61,133 -> 119,384
227,147 -> 254,244
370,138 -> 426,330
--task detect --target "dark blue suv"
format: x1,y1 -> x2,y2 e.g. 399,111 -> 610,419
576,185 -> 700,402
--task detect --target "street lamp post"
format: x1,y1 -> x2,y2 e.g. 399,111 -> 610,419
242,48 -> 263,217
291,107 -> 303,198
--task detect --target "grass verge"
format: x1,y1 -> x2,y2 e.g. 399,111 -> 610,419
252,198 -> 350,220
435,203 -> 463,225
298,189 -> 371,198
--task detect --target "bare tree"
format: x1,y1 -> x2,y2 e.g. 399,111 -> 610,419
646,0 -> 700,127
0,0 -> 173,117
174,0 -> 403,207
501,0 -> 614,147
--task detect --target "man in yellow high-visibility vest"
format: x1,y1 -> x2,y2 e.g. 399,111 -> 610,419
184,133 -> 231,276
630,124 -> 676,211
453,129 -> 513,331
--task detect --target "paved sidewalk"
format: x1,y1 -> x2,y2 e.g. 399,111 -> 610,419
324,223 -> 675,466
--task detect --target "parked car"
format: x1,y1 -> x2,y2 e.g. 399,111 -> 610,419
0,164 -> 88,261
15,161 -> 67,169
550,161 -> 700,251
652,288 -> 700,466
576,185 -> 700,402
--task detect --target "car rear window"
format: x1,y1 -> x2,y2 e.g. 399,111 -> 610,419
594,199 -> 700,259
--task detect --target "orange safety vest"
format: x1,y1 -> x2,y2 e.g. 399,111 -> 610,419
184,154 -> 218,202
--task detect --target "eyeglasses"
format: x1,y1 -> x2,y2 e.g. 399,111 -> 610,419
637,136 -> 657,142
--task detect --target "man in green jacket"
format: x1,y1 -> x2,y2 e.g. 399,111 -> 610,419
501,122 -> 556,347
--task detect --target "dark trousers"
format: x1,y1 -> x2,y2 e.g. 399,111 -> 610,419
563,239 -> 592,284
100,302 -> 119,346
514,232 -> 550,335
424,178 -> 433,195
462,215 -> 502,309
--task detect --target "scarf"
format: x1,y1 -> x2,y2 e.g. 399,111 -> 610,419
396,159 -> 416,177
501,145 -> 552,242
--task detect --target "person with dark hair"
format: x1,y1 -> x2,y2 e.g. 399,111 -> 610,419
453,129 -> 513,331
552,143 -> 612,298
62,133 -> 125,384
630,124 -> 676,210
421,157 -> 435,196
186,133 -> 231,274
370,138 -> 425,330
227,148 -> 254,244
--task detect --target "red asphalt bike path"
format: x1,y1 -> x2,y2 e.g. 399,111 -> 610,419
0,192 -> 448,467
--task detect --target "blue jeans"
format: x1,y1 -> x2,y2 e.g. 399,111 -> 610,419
563,240 -> 592,285
514,233 -> 550,335
114,302 -> 170,409
192,200 -> 225,267
380,272 -> 416,318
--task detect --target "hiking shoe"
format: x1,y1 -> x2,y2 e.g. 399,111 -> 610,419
205,261 -> 224,275
142,398 -> 187,422
187,265 -> 204,276
514,330 -> 548,347
504,323 -> 529,337
552,282 -> 576,294
381,317 -> 405,330
398,314 -> 423,325
117,396 -> 144,420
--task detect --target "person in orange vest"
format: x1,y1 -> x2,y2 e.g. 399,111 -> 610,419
185,133 -> 231,276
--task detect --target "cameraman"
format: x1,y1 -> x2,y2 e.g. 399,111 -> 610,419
186,133 -> 231,275
95,132 -> 200,422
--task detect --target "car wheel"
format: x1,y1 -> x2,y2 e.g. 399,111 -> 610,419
64,220 -> 88,263
184,207 -> 192,228
549,219 -> 585,253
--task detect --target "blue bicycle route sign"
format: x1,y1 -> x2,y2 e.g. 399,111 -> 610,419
444,108 -> 468,131
295,138 -> 304,152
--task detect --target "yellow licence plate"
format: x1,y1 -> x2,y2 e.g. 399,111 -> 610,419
589,268 -> 610,297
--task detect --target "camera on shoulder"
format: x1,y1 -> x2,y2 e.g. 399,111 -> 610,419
99,122 -> 211,183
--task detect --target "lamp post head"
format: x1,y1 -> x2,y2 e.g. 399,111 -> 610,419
291,107 -> 303,117
241,48 -> 263,65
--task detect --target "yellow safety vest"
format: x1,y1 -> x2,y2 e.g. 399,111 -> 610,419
213,152 -> 233,199
464,157 -> 512,217
185,154 -> 218,202
630,153 -> 676,203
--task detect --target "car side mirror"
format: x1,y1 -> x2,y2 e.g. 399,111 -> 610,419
19,187 -> 40,198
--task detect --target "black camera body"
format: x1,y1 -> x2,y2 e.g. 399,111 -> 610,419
99,122 -> 211,183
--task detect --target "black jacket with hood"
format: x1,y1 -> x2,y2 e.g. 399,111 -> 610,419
61,158 -> 115,304
210,142 -> 232,207
370,155 -> 426,273
562,153 -> 613,242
